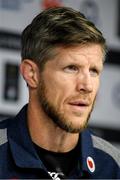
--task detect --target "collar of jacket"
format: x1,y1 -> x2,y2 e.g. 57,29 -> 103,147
8,104 -> 96,175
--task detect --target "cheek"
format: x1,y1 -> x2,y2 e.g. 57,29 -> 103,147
96,79 -> 100,91
42,68 -> 77,104
44,77 -> 64,98
92,80 -> 100,97
46,76 -> 74,105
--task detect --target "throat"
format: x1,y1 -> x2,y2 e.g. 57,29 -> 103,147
27,103 -> 79,152
32,128 -> 79,153
34,136 -> 80,177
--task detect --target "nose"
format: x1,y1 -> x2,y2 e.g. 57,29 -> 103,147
76,72 -> 93,93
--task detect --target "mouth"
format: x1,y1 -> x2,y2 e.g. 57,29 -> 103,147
68,100 -> 90,111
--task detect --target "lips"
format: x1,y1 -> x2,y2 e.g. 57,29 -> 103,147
68,100 -> 90,107
67,99 -> 91,113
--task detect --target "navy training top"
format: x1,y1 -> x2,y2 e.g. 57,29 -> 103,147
0,105 -> 120,179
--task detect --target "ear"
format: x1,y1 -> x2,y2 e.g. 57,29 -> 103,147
20,59 -> 39,88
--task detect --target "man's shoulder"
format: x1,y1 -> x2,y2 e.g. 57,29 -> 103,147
0,118 -> 10,128
0,118 -> 12,146
0,118 -> 13,146
0,105 -> 27,129
91,134 -> 120,166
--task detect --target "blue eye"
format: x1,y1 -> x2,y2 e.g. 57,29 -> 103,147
64,65 -> 78,73
90,68 -> 99,76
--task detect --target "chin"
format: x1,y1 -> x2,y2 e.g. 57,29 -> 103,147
60,118 -> 88,134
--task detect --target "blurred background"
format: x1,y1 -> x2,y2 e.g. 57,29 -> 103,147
0,0 -> 120,149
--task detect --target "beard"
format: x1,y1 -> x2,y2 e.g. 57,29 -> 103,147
37,78 -> 96,133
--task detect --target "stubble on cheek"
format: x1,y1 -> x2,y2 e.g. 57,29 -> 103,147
37,76 -> 97,133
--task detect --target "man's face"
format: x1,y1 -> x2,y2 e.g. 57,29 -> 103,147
37,44 -> 103,133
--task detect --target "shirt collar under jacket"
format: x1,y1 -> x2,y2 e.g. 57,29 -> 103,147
8,104 -> 96,175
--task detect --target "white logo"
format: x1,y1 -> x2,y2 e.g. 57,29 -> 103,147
48,171 -> 64,180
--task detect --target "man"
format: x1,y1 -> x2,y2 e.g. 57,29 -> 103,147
0,7 -> 120,179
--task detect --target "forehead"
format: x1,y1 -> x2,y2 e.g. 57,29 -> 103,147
50,44 -> 104,66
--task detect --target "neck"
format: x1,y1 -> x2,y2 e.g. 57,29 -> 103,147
27,102 -> 79,153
